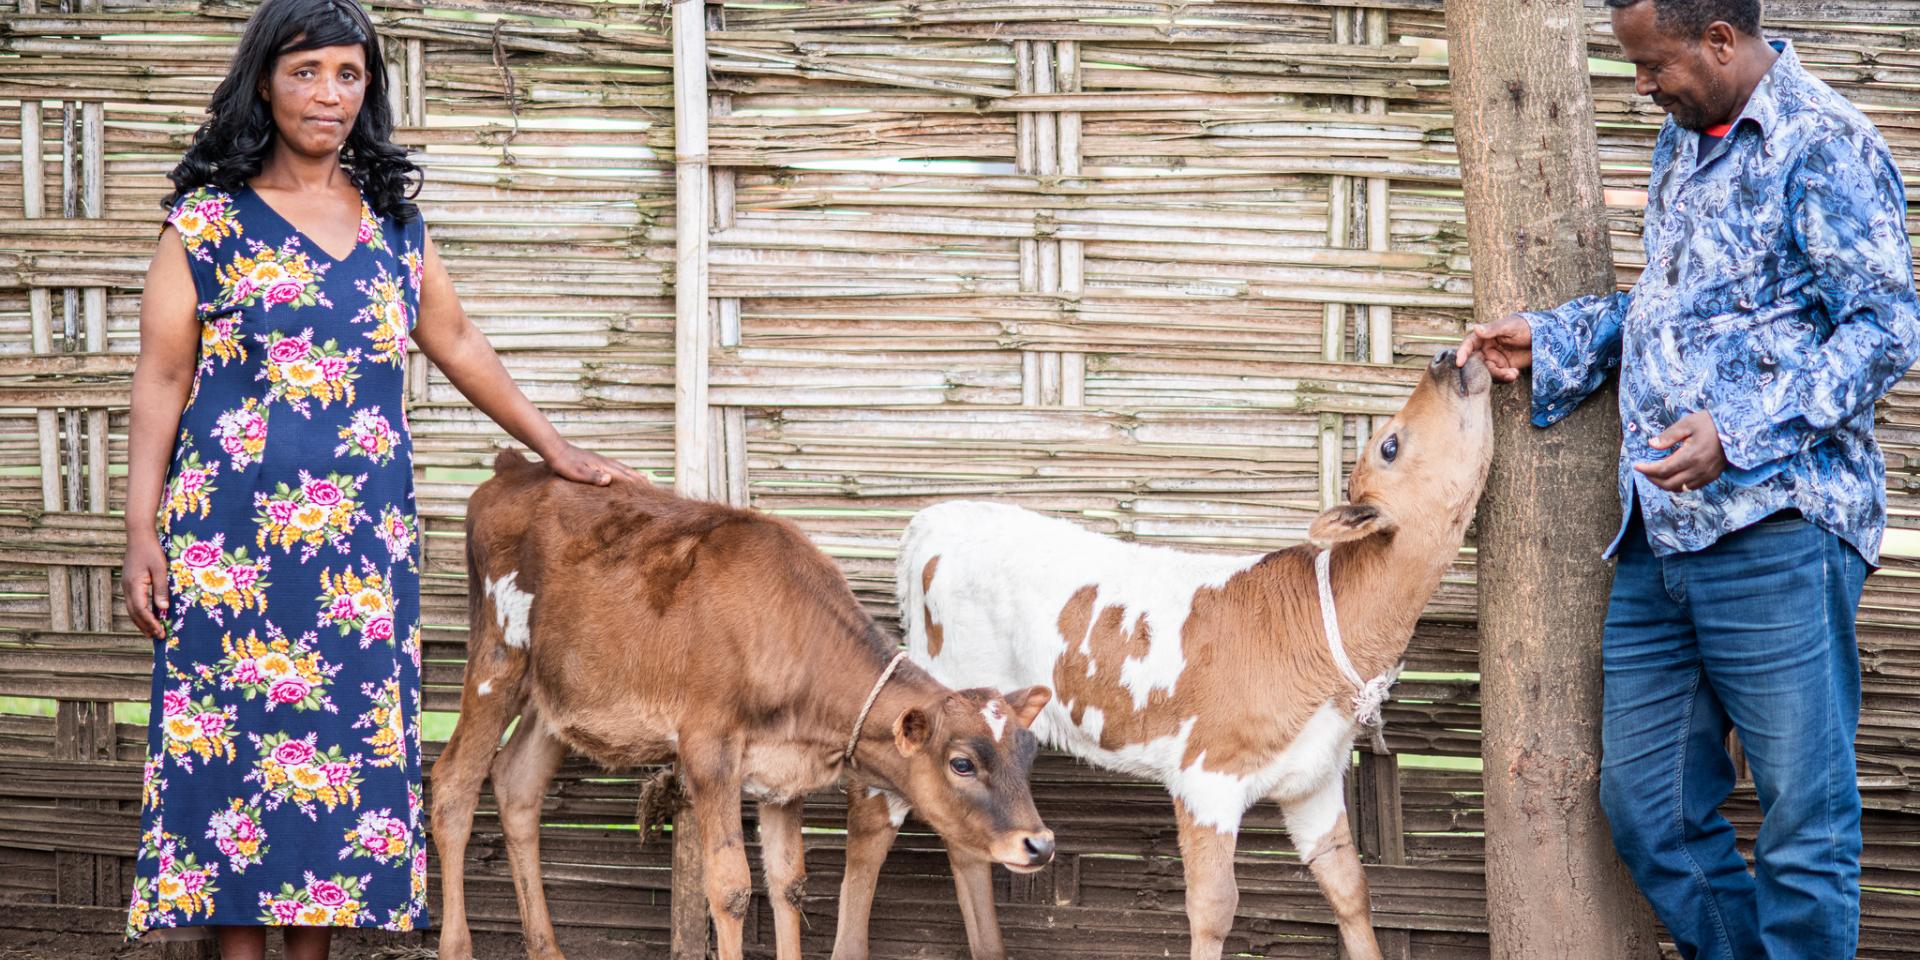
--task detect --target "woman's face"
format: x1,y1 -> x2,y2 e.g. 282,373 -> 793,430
256,38 -> 368,158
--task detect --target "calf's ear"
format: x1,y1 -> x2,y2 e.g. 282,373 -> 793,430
893,706 -> 932,757
1308,503 -> 1397,547
1002,685 -> 1052,728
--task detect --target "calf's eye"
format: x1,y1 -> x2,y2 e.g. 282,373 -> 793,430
949,756 -> 976,777
1381,435 -> 1400,463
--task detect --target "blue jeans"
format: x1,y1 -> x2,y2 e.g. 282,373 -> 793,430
1599,503 -> 1868,960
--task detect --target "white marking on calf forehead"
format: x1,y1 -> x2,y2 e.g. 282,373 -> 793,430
476,679 -> 492,697
485,571 -> 534,649
981,701 -> 1008,742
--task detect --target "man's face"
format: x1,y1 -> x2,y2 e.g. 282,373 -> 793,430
1612,1 -> 1734,131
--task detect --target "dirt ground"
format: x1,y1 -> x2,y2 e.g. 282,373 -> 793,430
0,927 -> 526,959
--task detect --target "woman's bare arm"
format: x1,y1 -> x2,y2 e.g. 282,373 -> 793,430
409,228 -> 639,485
123,227 -> 202,638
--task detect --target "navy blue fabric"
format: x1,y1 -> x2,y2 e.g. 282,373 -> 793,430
127,182 -> 428,937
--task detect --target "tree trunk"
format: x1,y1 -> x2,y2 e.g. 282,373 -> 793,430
1444,2 -> 1663,957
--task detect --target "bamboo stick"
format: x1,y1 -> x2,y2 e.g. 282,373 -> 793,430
671,0 -> 711,504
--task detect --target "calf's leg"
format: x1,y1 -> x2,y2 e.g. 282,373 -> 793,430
829,785 -> 903,960
430,662 -> 525,960
1174,798 -> 1241,960
681,737 -> 753,960
947,845 -> 1006,960
1281,776 -> 1382,960
493,708 -> 572,960
757,798 -> 809,960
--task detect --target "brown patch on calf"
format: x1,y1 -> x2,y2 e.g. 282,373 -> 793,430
1048,550 -> 1347,775
921,556 -> 945,657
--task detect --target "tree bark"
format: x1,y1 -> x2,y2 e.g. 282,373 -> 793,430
1444,2 -> 1663,957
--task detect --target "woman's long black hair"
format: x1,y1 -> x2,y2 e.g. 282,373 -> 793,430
163,0 -> 420,223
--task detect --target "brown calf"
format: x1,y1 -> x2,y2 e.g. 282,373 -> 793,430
432,451 -> 1055,960
861,351 -> 1496,959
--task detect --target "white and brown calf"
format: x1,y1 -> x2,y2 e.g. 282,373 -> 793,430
432,451 -> 1056,960
839,351 -> 1494,960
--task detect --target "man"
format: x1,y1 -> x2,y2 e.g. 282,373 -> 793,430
1454,1 -> 1920,958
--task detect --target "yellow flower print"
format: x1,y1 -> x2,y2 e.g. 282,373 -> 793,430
255,327 -> 361,418
215,236 -> 332,312
167,187 -> 243,264
163,450 -> 219,526
316,558 -> 396,648
255,470 -> 369,562
166,532 -> 270,626
158,684 -> 238,771
353,262 -> 411,367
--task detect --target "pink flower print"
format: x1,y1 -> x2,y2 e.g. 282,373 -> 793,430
317,355 -> 349,381
309,878 -> 348,908
268,677 -> 311,705
271,738 -> 315,767
365,614 -> 394,643
244,417 -> 267,440
194,711 -> 228,737
221,434 -> 246,456
266,336 -> 310,364
182,870 -> 208,894
302,477 -> 343,507
321,762 -> 353,787
265,280 -> 305,305
179,469 -> 208,494
232,660 -> 261,685
329,595 -> 358,622
163,688 -> 189,717
357,219 -> 374,244
270,899 -> 301,924
181,541 -> 222,569
229,563 -> 259,591
216,836 -> 239,857
235,818 -> 258,842
267,500 -> 297,525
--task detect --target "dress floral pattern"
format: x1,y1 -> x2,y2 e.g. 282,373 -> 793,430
129,182 -> 428,938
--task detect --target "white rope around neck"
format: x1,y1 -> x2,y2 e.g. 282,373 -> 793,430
1315,548 -> 1401,749
844,651 -> 909,768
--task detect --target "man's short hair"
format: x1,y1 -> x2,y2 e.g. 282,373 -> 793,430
1604,0 -> 1763,37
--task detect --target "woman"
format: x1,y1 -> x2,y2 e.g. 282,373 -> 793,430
119,0 -> 635,956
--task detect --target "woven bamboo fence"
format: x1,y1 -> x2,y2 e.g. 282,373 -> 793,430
0,0 -> 1918,957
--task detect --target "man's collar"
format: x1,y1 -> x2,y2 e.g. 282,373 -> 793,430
1732,39 -> 1796,139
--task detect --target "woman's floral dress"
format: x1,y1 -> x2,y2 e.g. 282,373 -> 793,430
126,182 -> 429,938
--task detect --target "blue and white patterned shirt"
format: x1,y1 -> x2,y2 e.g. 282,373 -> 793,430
1527,41 -> 1920,564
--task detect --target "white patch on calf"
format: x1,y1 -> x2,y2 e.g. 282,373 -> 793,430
866,786 -> 912,828
982,701 -> 1008,742
485,571 -> 534,649
1280,774 -> 1348,860
1067,701 -> 1356,837
476,679 -> 492,697
898,500 -> 1260,719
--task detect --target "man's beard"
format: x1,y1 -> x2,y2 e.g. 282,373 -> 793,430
1665,70 -> 1729,132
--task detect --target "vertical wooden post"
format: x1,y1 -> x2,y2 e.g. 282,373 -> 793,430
1445,2 -> 1661,956
671,2 -> 714,956
708,5 -> 748,509
673,0 -> 713,504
